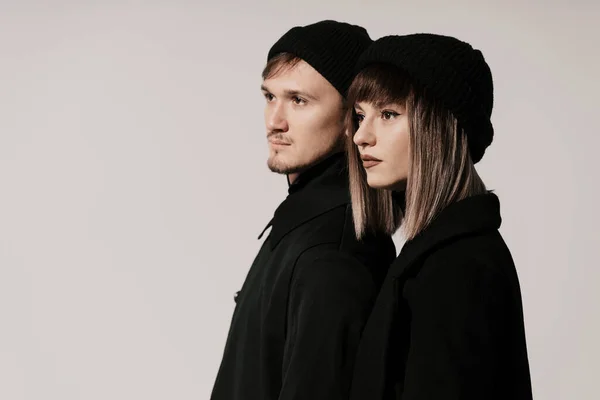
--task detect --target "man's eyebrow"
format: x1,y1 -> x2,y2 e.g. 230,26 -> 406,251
260,84 -> 318,101
284,89 -> 318,101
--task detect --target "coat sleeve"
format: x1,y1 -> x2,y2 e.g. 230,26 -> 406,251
400,256 -> 510,400
278,250 -> 379,400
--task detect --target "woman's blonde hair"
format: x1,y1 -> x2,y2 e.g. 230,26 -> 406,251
346,64 -> 487,240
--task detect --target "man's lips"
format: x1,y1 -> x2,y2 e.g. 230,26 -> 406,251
268,137 -> 291,146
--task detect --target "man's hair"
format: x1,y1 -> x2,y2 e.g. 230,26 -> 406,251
345,63 -> 487,240
262,52 -> 349,112
262,53 -> 302,80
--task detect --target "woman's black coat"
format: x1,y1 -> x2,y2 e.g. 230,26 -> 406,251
350,193 -> 533,400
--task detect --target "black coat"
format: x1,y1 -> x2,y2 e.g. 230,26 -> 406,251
211,153 -> 396,400
349,193 -> 533,400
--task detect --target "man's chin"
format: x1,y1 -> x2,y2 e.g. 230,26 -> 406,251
267,159 -> 298,175
267,155 -> 305,175
267,149 -> 338,176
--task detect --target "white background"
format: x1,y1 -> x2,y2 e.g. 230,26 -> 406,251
1,1 -> 599,399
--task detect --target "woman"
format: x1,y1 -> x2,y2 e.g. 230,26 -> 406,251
346,34 -> 533,399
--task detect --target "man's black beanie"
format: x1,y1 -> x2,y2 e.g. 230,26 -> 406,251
268,20 -> 373,98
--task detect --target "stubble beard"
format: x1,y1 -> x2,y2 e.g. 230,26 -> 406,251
267,135 -> 345,175
267,149 -> 306,175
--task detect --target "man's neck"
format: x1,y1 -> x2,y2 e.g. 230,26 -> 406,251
287,172 -> 300,185
286,152 -> 345,192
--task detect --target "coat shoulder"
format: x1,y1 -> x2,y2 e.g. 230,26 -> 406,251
289,246 -> 381,305
294,246 -> 375,283
423,229 -> 516,281
279,205 -> 394,293
287,204 -> 395,259
403,230 -> 518,305
288,204 -> 348,248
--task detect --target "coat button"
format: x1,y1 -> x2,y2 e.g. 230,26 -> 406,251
234,291 -> 240,303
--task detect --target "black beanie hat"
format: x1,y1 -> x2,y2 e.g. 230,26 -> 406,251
268,20 -> 372,98
355,34 -> 494,163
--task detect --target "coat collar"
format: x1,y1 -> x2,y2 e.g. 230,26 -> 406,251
391,191 -> 502,278
258,152 -> 350,248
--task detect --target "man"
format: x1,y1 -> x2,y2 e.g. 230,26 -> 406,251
211,20 -> 396,400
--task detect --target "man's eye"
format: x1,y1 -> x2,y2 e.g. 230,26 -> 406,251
292,96 -> 306,105
264,93 -> 274,101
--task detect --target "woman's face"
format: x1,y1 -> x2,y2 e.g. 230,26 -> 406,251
353,101 -> 410,190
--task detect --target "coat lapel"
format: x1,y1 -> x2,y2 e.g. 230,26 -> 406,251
260,153 -> 350,249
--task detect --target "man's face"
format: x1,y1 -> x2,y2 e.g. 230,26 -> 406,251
261,60 -> 344,177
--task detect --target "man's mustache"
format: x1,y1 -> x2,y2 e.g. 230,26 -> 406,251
267,133 -> 292,144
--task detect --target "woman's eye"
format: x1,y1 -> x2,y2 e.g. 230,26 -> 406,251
354,113 -> 365,124
381,110 -> 399,120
